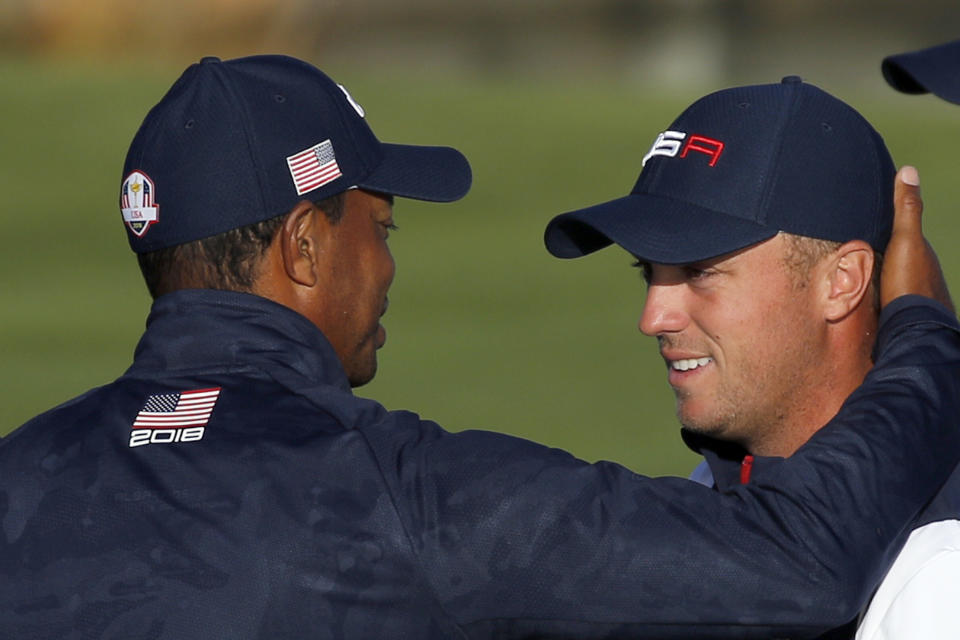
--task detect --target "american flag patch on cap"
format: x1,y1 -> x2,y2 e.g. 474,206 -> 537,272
132,387 -> 221,429
286,139 -> 343,195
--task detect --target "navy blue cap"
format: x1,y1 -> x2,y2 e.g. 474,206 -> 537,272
544,77 -> 895,264
120,55 -> 472,253
883,39 -> 960,104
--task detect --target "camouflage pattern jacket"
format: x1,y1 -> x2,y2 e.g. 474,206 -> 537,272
687,402 -> 960,640
2,289 -> 959,639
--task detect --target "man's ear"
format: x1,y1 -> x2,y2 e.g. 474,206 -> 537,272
279,201 -> 330,287
823,240 -> 874,322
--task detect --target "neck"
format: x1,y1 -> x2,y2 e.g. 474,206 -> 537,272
748,317 -> 877,458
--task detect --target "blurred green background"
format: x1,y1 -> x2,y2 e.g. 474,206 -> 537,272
2,1 -> 960,477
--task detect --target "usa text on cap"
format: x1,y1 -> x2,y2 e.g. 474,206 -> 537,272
544,76 -> 894,265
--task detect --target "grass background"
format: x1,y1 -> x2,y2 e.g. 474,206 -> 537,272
3,57 -> 959,476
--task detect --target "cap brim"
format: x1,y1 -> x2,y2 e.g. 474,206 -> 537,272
357,143 -> 472,202
544,193 -> 778,265
882,40 -> 960,105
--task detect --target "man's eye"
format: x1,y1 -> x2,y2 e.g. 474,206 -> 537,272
684,266 -> 711,280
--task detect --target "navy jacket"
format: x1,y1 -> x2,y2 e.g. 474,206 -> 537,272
2,289 -> 959,639
685,419 -> 960,640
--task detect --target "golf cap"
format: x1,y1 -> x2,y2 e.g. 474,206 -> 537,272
883,39 -> 960,104
121,55 -> 472,253
544,76 -> 894,265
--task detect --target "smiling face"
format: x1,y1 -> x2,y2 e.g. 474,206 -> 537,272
638,234 -> 832,454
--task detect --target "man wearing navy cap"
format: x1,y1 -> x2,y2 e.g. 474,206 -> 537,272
1,56 -> 959,639
545,76 -> 958,638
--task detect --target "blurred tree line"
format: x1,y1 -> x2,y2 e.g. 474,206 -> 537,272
1,0 -> 957,89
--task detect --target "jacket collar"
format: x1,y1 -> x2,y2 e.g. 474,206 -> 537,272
126,288 -> 351,393
685,427 -> 960,528
681,429 -> 784,490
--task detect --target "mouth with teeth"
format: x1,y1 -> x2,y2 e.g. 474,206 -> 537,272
670,357 -> 713,372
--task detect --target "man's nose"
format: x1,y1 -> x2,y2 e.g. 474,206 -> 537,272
639,284 -> 689,336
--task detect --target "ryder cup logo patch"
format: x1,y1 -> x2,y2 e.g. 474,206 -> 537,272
120,171 -> 160,237
129,387 -> 221,448
286,139 -> 343,195
642,130 -> 725,168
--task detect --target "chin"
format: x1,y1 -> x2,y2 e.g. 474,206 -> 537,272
347,361 -> 378,388
677,409 -> 724,438
680,421 -> 717,436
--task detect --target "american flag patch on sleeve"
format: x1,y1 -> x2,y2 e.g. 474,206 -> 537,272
286,139 -> 343,195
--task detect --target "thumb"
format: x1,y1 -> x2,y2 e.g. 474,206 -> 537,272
881,166 -> 954,313
892,166 -> 923,236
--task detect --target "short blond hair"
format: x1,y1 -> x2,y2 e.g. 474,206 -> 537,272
780,232 -> 882,313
